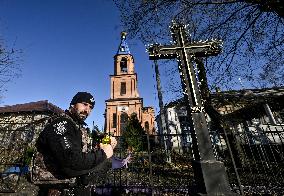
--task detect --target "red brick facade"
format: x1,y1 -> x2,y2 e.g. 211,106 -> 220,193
104,35 -> 155,136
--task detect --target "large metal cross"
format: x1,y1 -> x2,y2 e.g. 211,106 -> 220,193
148,24 -> 221,111
148,22 -> 234,195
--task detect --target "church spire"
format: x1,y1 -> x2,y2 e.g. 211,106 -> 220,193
117,32 -> 131,55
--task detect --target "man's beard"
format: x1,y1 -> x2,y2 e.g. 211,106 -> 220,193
71,109 -> 88,121
77,111 -> 88,121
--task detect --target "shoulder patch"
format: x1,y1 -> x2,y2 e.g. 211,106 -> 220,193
53,120 -> 68,135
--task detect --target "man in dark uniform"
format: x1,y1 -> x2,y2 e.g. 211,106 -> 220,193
36,92 -> 117,196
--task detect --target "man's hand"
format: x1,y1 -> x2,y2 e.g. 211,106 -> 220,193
110,136 -> 117,149
99,144 -> 113,158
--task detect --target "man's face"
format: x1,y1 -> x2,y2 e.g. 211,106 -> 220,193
71,102 -> 93,121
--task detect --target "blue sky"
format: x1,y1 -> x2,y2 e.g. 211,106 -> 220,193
0,0 -> 158,129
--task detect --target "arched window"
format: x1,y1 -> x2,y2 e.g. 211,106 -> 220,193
120,57 -> 127,73
145,121 -> 149,132
120,112 -> 128,132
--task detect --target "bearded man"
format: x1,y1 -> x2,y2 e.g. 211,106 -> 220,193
36,92 -> 117,196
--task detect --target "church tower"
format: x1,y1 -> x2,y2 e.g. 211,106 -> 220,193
105,32 -> 155,136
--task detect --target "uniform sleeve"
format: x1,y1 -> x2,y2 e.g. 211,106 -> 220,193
46,118 -> 107,172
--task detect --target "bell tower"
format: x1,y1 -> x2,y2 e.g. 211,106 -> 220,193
105,32 -> 155,136
111,32 -> 140,100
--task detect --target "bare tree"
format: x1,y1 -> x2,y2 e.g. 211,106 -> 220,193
0,38 -> 21,101
114,0 -> 284,91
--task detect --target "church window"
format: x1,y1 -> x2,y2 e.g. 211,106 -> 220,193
145,121 -> 149,132
120,82 -> 126,95
120,57 -> 127,72
112,113 -> 117,128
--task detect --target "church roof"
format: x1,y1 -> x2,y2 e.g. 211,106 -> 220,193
0,100 -> 64,114
210,86 -> 284,108
117,32 -> 131,55
164,87 -> 284,109
162,87 -> 284,122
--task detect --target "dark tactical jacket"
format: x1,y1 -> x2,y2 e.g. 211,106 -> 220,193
35,111 -> 107,181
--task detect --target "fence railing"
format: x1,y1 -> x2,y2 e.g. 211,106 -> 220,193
210,120 -> 284,195
1,118 -> 284,195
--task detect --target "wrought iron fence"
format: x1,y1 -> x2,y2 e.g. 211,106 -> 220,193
93,133 -> 196,195
0,114 -> 196,195
96,119 -> 284,195
1,114 -> 284,195
210,116 -> 284,195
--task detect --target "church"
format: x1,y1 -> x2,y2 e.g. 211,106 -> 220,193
104,32 -> 155,136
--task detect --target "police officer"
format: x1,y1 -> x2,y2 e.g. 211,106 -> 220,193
36,92 -> 117,196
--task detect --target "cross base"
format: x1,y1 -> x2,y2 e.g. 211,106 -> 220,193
191,160 -> 238,195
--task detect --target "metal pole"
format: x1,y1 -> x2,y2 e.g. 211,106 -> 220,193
153,59 -> 171,162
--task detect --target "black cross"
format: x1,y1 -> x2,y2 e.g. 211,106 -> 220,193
148,23 -> 221,109
148,22 -> 234,195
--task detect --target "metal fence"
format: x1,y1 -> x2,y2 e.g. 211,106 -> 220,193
210,116 -> 284,195
95,119 -> 284,195
1,115 -> 284,195
92,133 -> 195,195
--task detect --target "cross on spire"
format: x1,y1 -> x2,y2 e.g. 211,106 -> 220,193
117,31 -> 131,55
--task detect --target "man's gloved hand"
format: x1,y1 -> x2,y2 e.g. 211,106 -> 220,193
109,136 -> 117,149
99,144 -> 113,158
